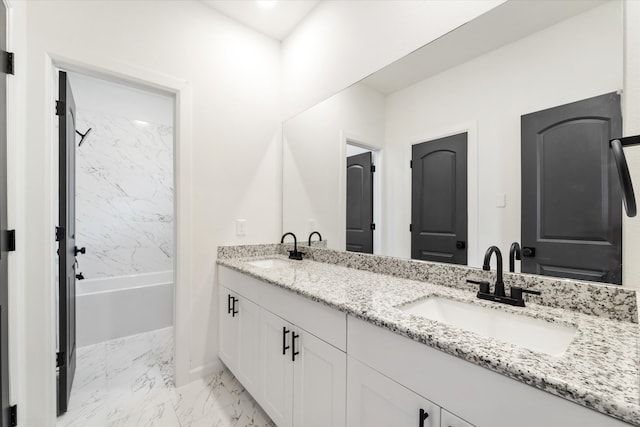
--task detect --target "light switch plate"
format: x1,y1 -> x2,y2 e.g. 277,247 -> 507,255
496,193 -> 506,208
236,219 -> 247,236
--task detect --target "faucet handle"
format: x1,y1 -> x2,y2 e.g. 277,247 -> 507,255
466,279 -> 490,294
510,286 -> 541,301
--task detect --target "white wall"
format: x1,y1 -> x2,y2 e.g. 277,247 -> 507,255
281,0 -> 505,119
19,1 -> 281,425
283,83 -> 385,249
384,1 -> 623,264
71,74 -> 174,279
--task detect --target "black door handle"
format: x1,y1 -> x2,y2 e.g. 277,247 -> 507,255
74,246 -> 86,256
419,408 -> 429,426
292,332 -> 300,362
227,294 -> 233,314
282,327 -> 290,355
231,297 -> 239,317
522,247 -> 536,257
456,241 -> 466,249
75,272 -> 84,280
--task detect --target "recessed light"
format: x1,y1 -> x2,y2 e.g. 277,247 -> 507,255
256,1 -> 278,9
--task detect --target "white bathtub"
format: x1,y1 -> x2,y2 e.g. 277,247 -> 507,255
76,270 -> 174,347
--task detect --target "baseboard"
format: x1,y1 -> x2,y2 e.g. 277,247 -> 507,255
188,358 -> 225,383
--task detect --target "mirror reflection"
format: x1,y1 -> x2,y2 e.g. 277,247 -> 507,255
282,0 -> 628,285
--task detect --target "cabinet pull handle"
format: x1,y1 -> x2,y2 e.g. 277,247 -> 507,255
419,408 -> 429,427
232,297 -> 239,317
227,294 -> 232,315
282,327 -> 290,355
292,332 -> 300,362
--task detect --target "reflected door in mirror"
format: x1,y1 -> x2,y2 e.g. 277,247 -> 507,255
346,152 -> 374,253
411,133 -> 468,265
521,92 -> 622,284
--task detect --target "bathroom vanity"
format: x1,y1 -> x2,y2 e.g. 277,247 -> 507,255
216,244 -> 640,427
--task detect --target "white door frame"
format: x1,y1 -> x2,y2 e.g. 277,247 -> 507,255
338,130 -> 383,254
43,51 -> 192,423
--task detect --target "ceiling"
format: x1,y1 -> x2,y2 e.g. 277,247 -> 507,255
202,0 -> 320,41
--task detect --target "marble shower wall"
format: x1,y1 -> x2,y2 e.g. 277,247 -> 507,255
76,109 -> 173,279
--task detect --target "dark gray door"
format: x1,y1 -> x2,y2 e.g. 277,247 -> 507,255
521,92 -> 622,284
0,2 -> 10,425
411,133 -> 467,264
57,71 -> 77,414
346,152 -> 374,253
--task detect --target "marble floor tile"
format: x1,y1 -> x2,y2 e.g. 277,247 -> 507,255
57,327 -> 274,427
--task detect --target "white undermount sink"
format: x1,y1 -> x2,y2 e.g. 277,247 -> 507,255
245,258 -> 293,269
398,297 -> 577,356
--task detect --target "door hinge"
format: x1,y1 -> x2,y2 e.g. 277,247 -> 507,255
55,226 -> 65,242
55,100 -> 65,116
9,405 -> 16,427
3,51 -> 14,75
371,164 -> 376,173
409,224 -> 413,232
56,351 -> 65,368
410,160 -> 413,169
370,223 -> 376,231
5,230 -> 15,252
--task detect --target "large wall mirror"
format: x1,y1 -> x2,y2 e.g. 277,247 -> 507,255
283,0 -> 632,285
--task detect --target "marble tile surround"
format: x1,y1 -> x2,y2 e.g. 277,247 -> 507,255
75,109 -> 174,279
217,243 -> 639,323
57,328 -> 274,427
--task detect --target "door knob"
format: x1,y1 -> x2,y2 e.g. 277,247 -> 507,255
75,272 -> 85,280
74,246 -> 86,256
456,241 -> 466,249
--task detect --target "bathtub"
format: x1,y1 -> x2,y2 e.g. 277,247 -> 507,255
76,270 -> 174,347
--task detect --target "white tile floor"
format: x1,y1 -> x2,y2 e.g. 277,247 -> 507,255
57,328 -> 275,427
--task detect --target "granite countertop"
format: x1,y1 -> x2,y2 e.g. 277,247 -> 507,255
217,254 -> 640,426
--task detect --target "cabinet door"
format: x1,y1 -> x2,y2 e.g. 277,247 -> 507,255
441,410 -> 475,427
218,286 -> 238,372
293,330 -> 346,427
261,309 -> 294,427
236,296 -> 261,397
347,357 -> 440,427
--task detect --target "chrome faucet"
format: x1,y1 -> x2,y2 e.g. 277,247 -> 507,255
308,231 -> 322,247
281,232 -> 304,260
509,242 -> 521,273
482,246 -> 505,297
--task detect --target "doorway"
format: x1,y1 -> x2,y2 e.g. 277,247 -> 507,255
56,70 -> 176,420
411,133 -> 468,265
521,92 -> 622,284
346,144 -> 375,253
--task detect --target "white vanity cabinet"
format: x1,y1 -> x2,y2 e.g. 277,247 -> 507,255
347,356 -> 441,427
218,266 -> 347,427
261,308 -> 347,427
219,265 -> 633,427
218,286 -> 261,397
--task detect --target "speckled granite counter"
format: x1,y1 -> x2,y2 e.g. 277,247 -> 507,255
217,248 -> 640,426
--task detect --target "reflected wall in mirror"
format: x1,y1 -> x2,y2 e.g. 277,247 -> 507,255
283,0 -> 629,284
